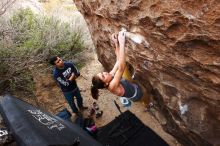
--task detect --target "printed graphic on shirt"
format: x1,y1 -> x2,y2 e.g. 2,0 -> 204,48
57,67 -> 72,86
57,77 -> 69,86
62,67 -> 72,78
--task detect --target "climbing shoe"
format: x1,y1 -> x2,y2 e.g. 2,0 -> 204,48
95,111 -> 103,118
79,106 -> 88,112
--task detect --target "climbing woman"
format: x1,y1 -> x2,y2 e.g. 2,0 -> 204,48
91,30 -> 143,101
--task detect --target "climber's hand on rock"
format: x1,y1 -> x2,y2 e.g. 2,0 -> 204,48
118,31 -> 126,47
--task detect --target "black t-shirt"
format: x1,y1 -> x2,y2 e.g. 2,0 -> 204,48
53,62 -> 80,92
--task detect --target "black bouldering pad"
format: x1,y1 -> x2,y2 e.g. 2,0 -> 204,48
0,95 -> 102,146
97,110 -> 169,146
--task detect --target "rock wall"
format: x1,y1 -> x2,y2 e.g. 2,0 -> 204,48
74,0 -> 220,146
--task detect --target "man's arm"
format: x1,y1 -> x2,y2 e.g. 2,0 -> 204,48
67,62 -> 80,81
71,63 -> 80,77
67,73 -> 76,81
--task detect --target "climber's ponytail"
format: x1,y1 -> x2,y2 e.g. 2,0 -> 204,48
91,74 -> 106,100
91,86 -> 99,100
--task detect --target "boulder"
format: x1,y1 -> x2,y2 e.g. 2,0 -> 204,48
74,0 -> 220,146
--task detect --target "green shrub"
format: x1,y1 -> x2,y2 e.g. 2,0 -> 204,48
8,8 -> 85,57
0,8 -> 85,97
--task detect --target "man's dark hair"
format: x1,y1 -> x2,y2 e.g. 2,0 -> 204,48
49,56 -> 58,65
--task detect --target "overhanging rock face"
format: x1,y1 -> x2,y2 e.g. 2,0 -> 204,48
74,1 -> 220,146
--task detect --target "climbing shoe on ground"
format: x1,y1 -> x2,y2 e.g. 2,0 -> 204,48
95,111 -> 103,118
93,102 -> 99,110
144,102 -> 154,112
79,106 -> 88,111
88,108 -> 95,117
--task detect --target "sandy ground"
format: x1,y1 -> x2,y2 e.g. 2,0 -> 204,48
73,54 -> 181,146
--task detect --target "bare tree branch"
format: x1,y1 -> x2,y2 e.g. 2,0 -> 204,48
0,0 -> 16,16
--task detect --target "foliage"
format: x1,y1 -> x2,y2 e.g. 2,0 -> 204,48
0,8 -> 85,97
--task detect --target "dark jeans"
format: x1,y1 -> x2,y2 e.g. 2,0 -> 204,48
63,87 -> 83,113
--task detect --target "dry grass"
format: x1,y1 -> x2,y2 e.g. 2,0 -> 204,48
41,0 -> 94,49
41,0 -> 78,13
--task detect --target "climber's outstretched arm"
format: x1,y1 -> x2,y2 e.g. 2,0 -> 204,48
110,33 -> 120,76
109,31 -> 126,89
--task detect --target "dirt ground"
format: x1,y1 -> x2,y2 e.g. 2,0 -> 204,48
69,52 -> 181,146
